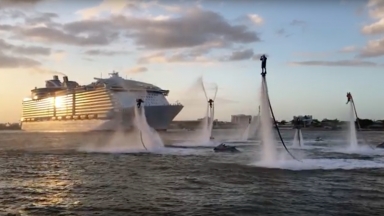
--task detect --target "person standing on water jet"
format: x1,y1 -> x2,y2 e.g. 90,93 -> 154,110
346,92 -> 352,104
260,54 -> 267,77
208,99 -> 214,108
136,98 -> 144,108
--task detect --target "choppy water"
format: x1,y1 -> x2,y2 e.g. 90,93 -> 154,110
1,129 -> 384,216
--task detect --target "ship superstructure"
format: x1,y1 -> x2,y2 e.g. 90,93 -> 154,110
21,72 -> 183,132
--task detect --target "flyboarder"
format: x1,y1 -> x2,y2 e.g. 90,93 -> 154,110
260,54 -> 267,77
346,92 -> 352,104
136,98 -> 144,108
208,99 -> 214,108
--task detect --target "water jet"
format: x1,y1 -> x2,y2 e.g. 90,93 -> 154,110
198,78 -> 218,143
258,54 -> 300,162
292,116 -> 305,147
345,92 -> 373,150
133,98 -> 164,151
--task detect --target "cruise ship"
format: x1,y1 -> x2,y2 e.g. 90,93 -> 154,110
21,72 -> 184,132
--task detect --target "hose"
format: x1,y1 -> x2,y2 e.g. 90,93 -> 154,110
263,76 -> 301,162
139,130 -> 148,150
136,107 -> 148,151
351,99 -> 375,149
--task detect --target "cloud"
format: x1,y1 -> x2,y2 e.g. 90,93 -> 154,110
126,66 -> 148,73
138,48 -> 261,64
222,49 -> 254,61
16,26 -> 118,46
49,50 -> 66,62
358,37 -> 384,58
30,67 -> 66,76
0,0 -> 45,7
290,19 -> 307,31
362,19 -> 384,35
83,49 -> 130,56
292,51 -> 332,58
76,0 -> 183,20
290,19 -> 306,27
137,52 -> 216,64
1,4 -> 260,65
339,46 -> 357,53
358,0 -> 384,58
24,12 -> 59,27
0,39 -> 50,56
4,7 -> 259,54
289,60 -> 380,67
0,52 -> 41,68
76,0 -> 142,19
247,14 -> 264,25
276,28 -> 291,38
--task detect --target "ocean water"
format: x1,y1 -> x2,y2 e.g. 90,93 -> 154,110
1,129 -> 384,216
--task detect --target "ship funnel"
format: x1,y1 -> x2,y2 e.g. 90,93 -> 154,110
63,76 -> 69,83
53,75 -> 59,80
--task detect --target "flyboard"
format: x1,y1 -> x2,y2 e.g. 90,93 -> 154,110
260,55 -> 301,162
346,92 -> 374,149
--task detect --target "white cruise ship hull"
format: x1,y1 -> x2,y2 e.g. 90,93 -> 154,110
21,105 -> 183,132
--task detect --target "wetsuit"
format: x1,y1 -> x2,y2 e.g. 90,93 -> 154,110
260,55 -> 267,76
136,99 -> 143,108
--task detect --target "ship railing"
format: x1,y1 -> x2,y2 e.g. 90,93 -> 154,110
168,102 -> 183,106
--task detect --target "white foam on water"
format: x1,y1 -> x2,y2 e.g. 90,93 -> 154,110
251,158 -> 384,170
326,145 -> 384,156
175,139 -> 219,147
149,146 -> 211,156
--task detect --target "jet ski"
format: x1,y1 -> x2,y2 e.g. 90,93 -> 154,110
315,137 -> 323,142
213,143 -> 240,153
376,142 -> 384,148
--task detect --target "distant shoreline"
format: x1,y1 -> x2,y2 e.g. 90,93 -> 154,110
1,127 -> 384,132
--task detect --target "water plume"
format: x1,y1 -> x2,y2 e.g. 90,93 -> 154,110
292,129 -> 304,147
258,78 -> 277,163
197,77 -> 218,143
133,105 -> 164,150
348,102 -> 359,150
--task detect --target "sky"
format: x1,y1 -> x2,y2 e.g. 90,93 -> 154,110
0,0 -> 384,122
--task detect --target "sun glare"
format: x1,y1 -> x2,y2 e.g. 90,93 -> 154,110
54,97 -> 64,108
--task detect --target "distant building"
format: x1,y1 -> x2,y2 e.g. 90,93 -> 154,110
231,114 -> 253,125
292,115 -> 313,127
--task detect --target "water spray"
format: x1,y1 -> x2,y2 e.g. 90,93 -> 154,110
259,55 -> 301,161
346,92 -> 374,149
200,78 -> 218,141
208,98 -> 215,139
293,117 -> 304,147
135,98 -> 148,150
